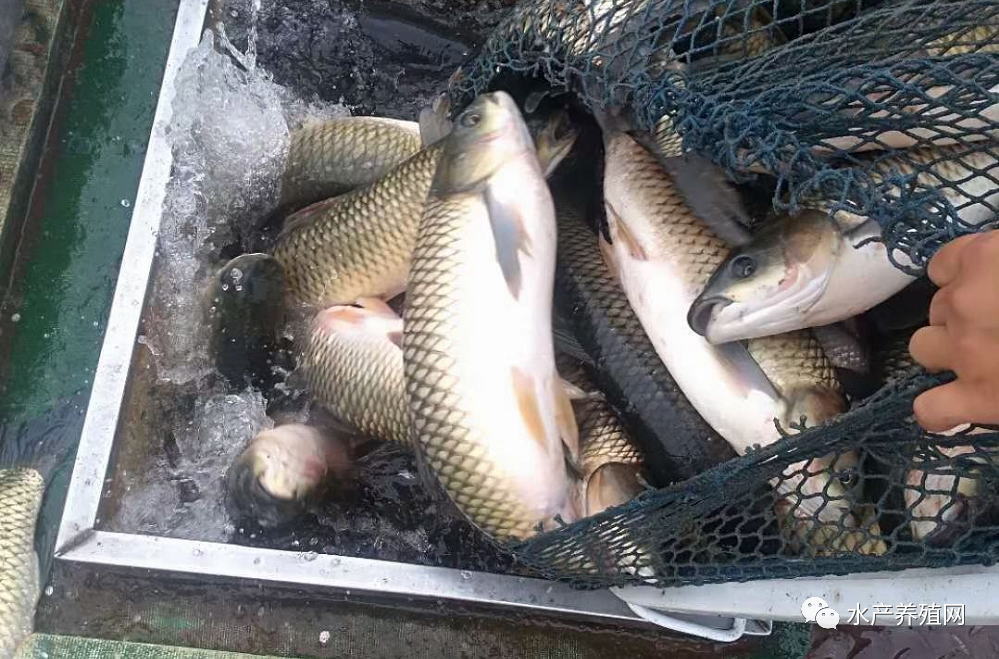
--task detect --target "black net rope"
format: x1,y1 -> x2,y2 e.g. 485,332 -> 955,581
447,0 -> 999,587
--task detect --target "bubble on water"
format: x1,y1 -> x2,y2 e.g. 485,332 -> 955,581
229,267 -> 243,283
301,551 -> 318,562
121,199 -> 131,208
144,30 -> 346,386
113,390 -> 271,543
459,570 -> 471,580
44,585 -> 53,596
10,313 -> 19,322
319,630 -> 331,645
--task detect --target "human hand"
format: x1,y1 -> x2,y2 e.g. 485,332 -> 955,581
909,231 -> 999,432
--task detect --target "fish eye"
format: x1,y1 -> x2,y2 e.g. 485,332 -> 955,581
460,111 -> 482,128
837,470 -> 858,488
730,255 -> 756,279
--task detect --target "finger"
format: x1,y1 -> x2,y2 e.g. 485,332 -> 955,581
914,381 -> 975,432
908,326 -> 953,373
927,234 -> 978,287
927,287 -> 950,326
915,380 -> 999,432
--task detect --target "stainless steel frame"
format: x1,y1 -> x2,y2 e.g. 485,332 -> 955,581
49,0 -> 658,628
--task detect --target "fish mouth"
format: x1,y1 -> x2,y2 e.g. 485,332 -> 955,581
225,454 -> 312,528
698,265 -> 833,344
687,295 -> 731,337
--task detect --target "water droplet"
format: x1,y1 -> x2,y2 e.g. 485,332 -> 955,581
132,614 -> 142,623
253,557 -> 261,565
192,548 -> 203,557
44,585 -> 53,596
459,570 -> 471,580
10,313 -> 20,322
301,551 -> 318,562
257,606 -> 266,617
121,199 -> 131,208
229,267 -> 243,283
92,320 -> 99,327
319,630 -> 331,645
221,283 -> 229,291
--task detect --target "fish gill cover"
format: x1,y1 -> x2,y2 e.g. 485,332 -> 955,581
447,0 -> 999,587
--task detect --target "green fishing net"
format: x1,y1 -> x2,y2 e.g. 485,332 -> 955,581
447,0 -> 999,587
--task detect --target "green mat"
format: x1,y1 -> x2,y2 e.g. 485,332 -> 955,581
16,634 -> 284,659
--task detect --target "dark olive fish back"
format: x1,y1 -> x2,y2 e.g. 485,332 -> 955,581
551,165 -> 736,486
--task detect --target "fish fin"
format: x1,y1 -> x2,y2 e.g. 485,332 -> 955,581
811,323 -> 870,374
605,204 -> 647,261
356,296 -> 400,319
552,321 -> 595,367
591,107 -> 635,140
386,330 -> 403,348
524,89 -> 549,114
512,367 -> 549,449
418,93 -> 453,146
553,376 -> 581,468
598,235 -> 620,279
278,196 -> 340,239
659,155 -> 753,247
486,185 -> 533,299
314,305 -> 368,330
560,377 -> 603,402
585,464 -> 644,517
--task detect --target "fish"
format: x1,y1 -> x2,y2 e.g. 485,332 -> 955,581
573,390 -> 646,517
875,328 -> 989,544
814,24 -> 999,154
225,423 -> 352,528
551,145 -> 737,487
403,91 -> 579,541
689,144 -> 999,344
601,130 -> 883,554
0,468 -> 43,657
303,298 -> 408,447
271,110 -> 578,308
206,253 -> 288,390
280,116 -> 422,211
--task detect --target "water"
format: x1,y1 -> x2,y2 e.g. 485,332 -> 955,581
147,30 -> 345,385
111,9 -> 514,573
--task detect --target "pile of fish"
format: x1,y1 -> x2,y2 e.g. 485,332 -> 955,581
210,70 -> 996,565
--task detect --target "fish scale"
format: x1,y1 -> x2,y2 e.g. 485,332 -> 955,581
607,134 -> 840,408
280,117 -> 422,210
272,143 -> 443,307
0,468 -> 43,658
404,94 -> 576,541
304,307 -> 409,446
553,171 -> 735,484
405,195 -> 569,539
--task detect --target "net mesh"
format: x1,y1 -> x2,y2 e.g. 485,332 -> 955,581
446,0 -> 999,587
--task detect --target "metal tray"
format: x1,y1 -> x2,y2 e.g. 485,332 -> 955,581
51,0 -> 658,628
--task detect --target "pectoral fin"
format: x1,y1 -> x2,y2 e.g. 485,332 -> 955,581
552,376 -> 581,469
486,186 -> 533,299
512,367 -> 548,449
606,204 -> 647,261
